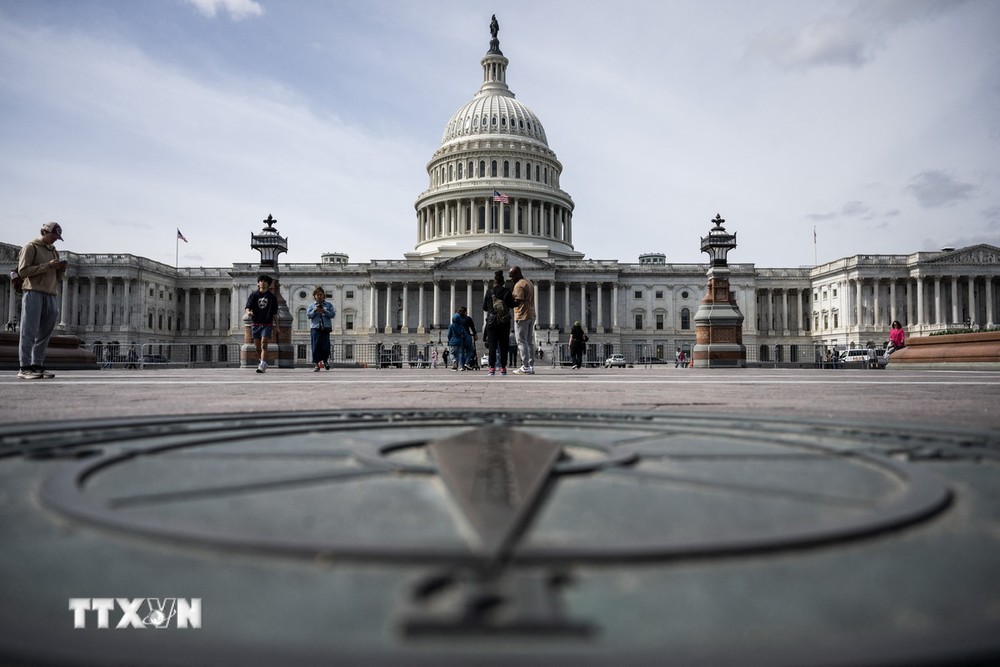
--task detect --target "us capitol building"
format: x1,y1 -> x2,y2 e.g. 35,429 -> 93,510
3,20 -> 999,366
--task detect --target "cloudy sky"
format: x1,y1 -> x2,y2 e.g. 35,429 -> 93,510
1,0 -> 998,269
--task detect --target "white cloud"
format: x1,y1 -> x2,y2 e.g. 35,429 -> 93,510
183,0 -> 264,21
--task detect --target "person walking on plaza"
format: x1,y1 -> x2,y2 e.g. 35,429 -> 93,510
447,312 -> 470,371
245,274 -> 280,373
16,222 -> 67,379
887,320 -> 906,356
568,320 -> 587,369
675,347 -> 685,368
458,306 -> 479,370
482,270 -> 515,376
508,265 -> 536,375
307,286 -> 335,371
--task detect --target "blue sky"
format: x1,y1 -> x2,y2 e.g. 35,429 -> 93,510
1,0 -> 998,268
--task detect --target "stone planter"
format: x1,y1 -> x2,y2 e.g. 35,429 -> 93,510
888,331 -> 1000,370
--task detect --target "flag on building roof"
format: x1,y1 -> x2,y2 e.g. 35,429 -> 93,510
177,229 -> 188,243
493,190 -> 509,204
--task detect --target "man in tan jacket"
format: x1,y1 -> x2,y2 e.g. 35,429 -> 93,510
16,222 -> 66,379
508,265 -> 536,375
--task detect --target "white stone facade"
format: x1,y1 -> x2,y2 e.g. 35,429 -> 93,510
3,26 -> 999,364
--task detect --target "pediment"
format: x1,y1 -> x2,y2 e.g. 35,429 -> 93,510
435,244 -> 552,271
0,242 -> 20,263
926,244 -> 1000,266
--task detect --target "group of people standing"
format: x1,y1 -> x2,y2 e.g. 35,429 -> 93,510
447,266 -> 537,376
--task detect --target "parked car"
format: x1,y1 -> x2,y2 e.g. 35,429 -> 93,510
139,354 -> 169,364
604,354 -> 627,368
838,348 -> 886,368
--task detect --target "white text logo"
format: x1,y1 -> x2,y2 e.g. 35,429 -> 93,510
68,598 -> 201,629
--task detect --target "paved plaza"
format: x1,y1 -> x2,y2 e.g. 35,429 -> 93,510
1,366 -> 998,666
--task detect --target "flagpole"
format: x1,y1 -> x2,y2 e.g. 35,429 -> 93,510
175,233 -> 179,269
813,226 -> 817,266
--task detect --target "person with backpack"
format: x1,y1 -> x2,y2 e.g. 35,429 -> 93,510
447,312 -> 470,371
482,270 -> 515,376
16,222 -> 67,379
568,320 -> 588,369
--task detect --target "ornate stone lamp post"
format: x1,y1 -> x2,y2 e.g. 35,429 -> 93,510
241,214 -> 294,369
692,214 -> 746,368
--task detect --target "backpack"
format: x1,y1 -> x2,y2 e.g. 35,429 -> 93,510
9,270 -> 24,293
492,293 -> 510,323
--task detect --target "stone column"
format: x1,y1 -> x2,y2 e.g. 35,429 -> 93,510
417,283 -> 426,334
932,276 -> 940,325
432,281 -> 440,329
121,279 -> 130,330
198,287 -> 205,333
214,289 -> 222,332
597,284 -> 604,332
986,277 -> 996,328
401,283 -> 409,334
796,289 -> 803,332
368,283 -> 376,331
951,278 -> 959,325
855,280 -> 863,329
968,277 -> 977,326
384,283 -> 393,334
449,281 -> 456,319
60,274 -> 70,327
87,279 -> 96,330
184,290 -> 191,332
889,280 -> 898,323
580,283 -> 587,328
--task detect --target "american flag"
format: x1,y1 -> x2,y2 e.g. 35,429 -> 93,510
177,229 -> 188,243
493,190 -> 509,204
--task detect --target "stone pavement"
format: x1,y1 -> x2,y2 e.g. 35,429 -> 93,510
2,365 -> 999,428
0,367 -> 998,666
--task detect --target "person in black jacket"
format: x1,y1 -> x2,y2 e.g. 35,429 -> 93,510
482,270 -> 515,376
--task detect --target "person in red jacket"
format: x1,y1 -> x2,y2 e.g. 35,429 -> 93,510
888,320 -> 906,355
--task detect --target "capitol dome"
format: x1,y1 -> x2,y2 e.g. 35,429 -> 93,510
409,16 -> 580,262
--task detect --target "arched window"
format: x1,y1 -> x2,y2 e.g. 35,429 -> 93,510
479,161 -> 486,178
457,162 -> 463,179
491,160 -> 497,177
297,308 -> 308,330
468,161 -> 474,178
515,162 -> 521,179
681,308 -> 691,330
524,162 -> 530,179
503,161 -> 510,178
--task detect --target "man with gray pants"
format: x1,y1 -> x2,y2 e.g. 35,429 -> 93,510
508,265 -> 536,375
16,222 -> 66,379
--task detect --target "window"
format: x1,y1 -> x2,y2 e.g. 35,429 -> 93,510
457,162 -> 463,179
635,313 -> 644,330
656,313 -> 664,330
345,290 -> 354,299
634,290 -> 643,299
515,162 -> 521,179
345,313 -> 354,331
681,291 -> 689,299
832,288 -> 838,298
491,160 -> 497,177
524,162 -> 530,179
479,161 -> 486,178
681,308 -> 691,330
297,308 -> 307,330
655,291 -> 663,299
503,161 -> 510,177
